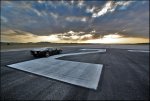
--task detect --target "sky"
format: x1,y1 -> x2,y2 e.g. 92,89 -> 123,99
1,0 -> 149,43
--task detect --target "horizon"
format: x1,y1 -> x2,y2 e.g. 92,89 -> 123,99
1,41 -> 149,44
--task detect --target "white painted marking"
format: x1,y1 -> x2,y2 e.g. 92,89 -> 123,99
1,47 -> 41,52
80,49 -> 103,50
7,49 -> 106,90
128,50 -> 149,53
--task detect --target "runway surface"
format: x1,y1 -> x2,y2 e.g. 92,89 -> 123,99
1,45 -> 149,100
7,49 -> 106,89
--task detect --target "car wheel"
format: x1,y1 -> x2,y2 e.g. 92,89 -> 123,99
45,52 -> 50,57
57,51 -> 60,54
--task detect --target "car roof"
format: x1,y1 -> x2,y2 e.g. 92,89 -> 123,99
31,47 -> 55,51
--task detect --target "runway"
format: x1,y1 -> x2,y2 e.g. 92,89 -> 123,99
7,49 -> 106,90
1,45 -> 149,100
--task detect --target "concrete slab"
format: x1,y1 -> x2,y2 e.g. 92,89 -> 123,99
7,49 -> 105,90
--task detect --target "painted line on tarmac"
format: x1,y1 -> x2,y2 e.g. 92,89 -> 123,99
1,47 -> 42,52
7,49 -> 106,90
128,50 -> 149,53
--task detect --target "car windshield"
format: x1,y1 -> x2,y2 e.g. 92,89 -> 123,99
47,48 -> 54,50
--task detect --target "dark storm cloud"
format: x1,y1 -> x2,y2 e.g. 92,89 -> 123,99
1,0 -> 149,38
91,1 -> 149,37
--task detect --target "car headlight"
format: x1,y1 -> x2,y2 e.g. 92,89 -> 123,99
34,51 -> 37,54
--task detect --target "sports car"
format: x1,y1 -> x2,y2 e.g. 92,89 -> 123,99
30,47 -> 62,57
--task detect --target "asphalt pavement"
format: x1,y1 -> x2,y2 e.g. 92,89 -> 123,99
1,45 -> 149,100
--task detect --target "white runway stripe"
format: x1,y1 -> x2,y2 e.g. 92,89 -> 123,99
7,49 -> 106,90
128,50 -> 149,53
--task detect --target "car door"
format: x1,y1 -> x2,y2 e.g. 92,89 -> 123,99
46,48 -> 51,55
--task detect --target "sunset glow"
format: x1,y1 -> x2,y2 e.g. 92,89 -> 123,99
1,1 -> 149,44
83,37 -> 149,44
1,32 -> 149,44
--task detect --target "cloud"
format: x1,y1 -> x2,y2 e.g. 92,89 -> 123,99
65,16 -> 87,22
91,1 -> 134,18
116,1 -> 134,10
55,30 -> 97,41
116,1 -> 134,6
1,29 -> 34,36
77,0 -> 85,8
1,0 -> 149,43
50,12 -> 58,19
32,8 -> 42,16
90,30 -> 96,33
37,0 -> 45,4
1,29 -> 98,43
86,6 -> 96,13
1,28 -> 149,43
1,29 -> 60,43
92,1 -> 113,17
1,29 -> 15,35
1,16 -> 8,23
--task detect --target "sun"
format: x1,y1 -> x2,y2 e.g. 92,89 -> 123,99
83,34 -> 123,43
100,34 -> 122,43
